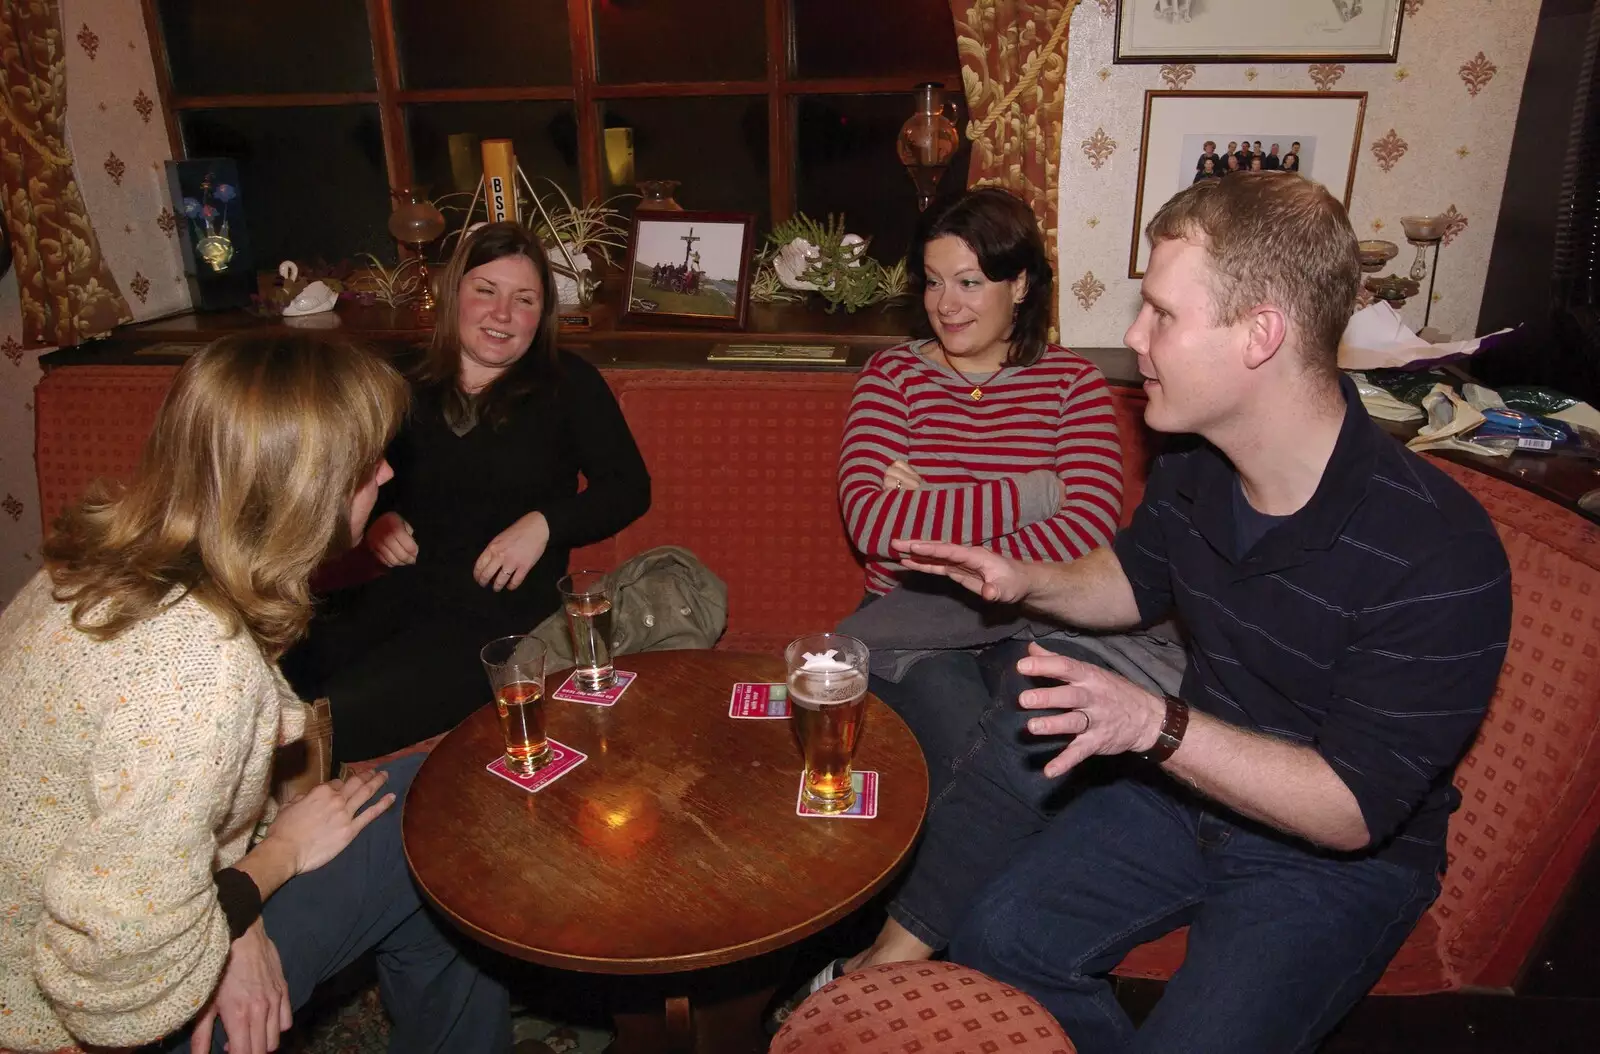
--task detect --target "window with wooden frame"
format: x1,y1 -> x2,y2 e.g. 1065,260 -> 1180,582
143,0 -> 970,270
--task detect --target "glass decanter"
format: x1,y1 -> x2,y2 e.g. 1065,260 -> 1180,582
897,82 -> 961,211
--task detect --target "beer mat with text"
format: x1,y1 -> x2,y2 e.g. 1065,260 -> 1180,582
728,682 -> 791,719
551,669 -> 637,706
485,739 -> 587,793
795,770 -> 879,819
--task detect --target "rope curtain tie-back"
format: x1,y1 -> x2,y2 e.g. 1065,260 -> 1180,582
963,0 -> 1079,142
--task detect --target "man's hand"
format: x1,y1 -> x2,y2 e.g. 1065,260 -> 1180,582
365,512 -> 417,567
474,511 -> 550,591
882,460 -> 924,493
891,539 -> 1033,604
190,919 -> 292,1054
1013,643 -> 1168,779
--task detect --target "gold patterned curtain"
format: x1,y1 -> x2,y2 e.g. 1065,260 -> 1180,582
949,0 -> 1078,338
0,0 -> 130,348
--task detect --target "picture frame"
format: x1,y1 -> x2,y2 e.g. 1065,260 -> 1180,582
1114,1 -> 1404,64
622,210 -> 756,330
1128,90 -> 1367,277
163,158 -> 256,311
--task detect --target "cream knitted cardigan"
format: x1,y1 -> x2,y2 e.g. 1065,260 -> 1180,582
0,572 -> 306,1052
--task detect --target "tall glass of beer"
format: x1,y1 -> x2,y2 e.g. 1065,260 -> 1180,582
785,632 -> 870,813
481,635 -> 550,775
559,570 -> 616,691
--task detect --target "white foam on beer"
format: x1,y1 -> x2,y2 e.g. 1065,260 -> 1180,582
800,649 -> 852,673
792,650 -> 866,706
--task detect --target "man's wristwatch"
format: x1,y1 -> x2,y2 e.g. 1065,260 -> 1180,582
1141,694 -> 1190,765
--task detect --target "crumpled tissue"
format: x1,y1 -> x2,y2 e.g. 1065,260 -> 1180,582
1337,301 -> 1512,371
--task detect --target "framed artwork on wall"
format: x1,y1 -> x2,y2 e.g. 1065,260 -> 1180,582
1128,91 -> 1367,277
1115,1 -> 1404,63
622,210 -> 756,329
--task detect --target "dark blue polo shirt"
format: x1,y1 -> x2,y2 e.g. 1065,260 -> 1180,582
1113,377 -> 1512,872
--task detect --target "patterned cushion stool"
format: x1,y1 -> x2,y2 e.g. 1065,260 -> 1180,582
771,961 -> 1076,1054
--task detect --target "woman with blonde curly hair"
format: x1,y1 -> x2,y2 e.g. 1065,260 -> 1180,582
0,334 -> 510,1054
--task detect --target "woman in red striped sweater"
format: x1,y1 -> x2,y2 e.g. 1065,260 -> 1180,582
838,186 -> 1124,768
772,189 -> 1127,1024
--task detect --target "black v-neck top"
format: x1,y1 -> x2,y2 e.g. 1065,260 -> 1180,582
380,350 -> 651,622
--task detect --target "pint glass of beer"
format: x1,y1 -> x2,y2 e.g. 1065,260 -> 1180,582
785,632 -> 870,813
558,570 -> 615,691
481,635 -> 550,775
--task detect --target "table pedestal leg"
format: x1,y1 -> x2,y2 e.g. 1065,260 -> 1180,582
607,951 -> 793,1054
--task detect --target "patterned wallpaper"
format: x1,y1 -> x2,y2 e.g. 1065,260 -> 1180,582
0,0 -> 187,605
1054,0 -> 1542,347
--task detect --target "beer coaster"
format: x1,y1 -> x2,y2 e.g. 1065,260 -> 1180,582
795,770 -> 879,819
551,669 -> 636,706
728,682 -> 791,719
485,739 -> 587,793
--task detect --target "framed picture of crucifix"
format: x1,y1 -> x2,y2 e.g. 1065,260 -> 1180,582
622,210 -> 756,329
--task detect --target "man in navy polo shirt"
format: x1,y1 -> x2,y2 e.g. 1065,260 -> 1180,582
896,172 -> 1511,1053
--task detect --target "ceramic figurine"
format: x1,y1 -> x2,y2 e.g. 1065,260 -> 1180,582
774,237 -> 823,292
282,280 -> 338,317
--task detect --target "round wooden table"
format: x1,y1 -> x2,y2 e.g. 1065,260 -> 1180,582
402,649 -> 929,1053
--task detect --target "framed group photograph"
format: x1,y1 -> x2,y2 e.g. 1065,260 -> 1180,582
1128,90 -> 1367,277
1115,1 -> 1404,64
622,210 -> 756,329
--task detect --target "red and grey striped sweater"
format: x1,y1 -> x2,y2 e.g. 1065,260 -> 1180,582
839,341 -> 1125,596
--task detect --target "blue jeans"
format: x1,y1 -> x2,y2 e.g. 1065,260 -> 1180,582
870,649 -> 1005,801
158,754 -> 511,1054
950,775 -> 1440,1054
882,638 -> 1106,950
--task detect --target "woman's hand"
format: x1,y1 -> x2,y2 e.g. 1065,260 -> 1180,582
883,460 -> 924,493
365,511 -> 417,567
264,770 -> 394,876
474,511 -> 550,591
189,919 -> 292,1054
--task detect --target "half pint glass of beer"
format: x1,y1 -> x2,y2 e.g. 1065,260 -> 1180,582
786,632 -> 870,813
481,635 -> 550,776
559,570 -> 615,691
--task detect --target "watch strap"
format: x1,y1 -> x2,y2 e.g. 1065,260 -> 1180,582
1142,693 -> 1190,765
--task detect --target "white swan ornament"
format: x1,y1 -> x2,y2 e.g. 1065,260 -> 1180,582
282,279 -> 338,317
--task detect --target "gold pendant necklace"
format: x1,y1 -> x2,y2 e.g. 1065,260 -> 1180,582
943,349 -> 1004,401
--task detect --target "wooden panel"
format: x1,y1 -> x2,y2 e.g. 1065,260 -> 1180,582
568,0 -> 601,203
367,0 -> 411,191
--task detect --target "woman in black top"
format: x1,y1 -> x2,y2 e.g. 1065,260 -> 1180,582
283,222 -> 651,763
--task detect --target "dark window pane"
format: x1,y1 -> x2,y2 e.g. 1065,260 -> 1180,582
595,1 -> 765,84
157,0 -> 374,95
180,107 -> 391,266
600,98 -> 770,231
395,0 -> 571,89
795,93 -> 970,263
793,0 -> 959,79
406,102 -> 581,239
